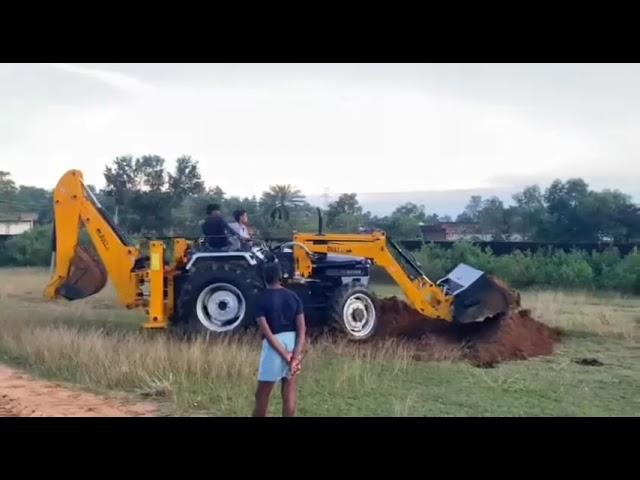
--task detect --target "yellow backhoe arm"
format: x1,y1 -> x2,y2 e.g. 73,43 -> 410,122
292,231 -> 455,321
44,170 -> 143,309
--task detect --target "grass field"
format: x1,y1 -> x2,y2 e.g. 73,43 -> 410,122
0,268 -> 638,416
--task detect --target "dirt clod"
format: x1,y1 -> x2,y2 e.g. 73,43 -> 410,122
375,292 -> 559,367
574,358 -> 604,367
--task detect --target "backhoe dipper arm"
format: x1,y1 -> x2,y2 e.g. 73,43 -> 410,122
292,231 -> 454,321
44,170 -> 142,308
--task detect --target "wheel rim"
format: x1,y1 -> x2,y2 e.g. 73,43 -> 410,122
342,293 -> 376,338
196,283 -> 246,332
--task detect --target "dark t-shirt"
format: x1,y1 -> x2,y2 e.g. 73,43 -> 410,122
202,214 -> 229,249
256,288 -> 304,335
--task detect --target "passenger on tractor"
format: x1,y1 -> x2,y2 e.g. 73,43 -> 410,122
227,209 -> 254,251
229,209 -> 251,240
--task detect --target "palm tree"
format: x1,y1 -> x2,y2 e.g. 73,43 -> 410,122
261,184 -> 305,221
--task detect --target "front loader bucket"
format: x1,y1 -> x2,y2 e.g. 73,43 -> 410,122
57,245 -> 108,301
438,264 -> 516,324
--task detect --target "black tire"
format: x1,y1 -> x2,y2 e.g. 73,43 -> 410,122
327,284 -> 379,341
173,262 -> 264,338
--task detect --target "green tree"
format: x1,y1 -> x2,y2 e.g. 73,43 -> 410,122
210,186 -> 225,202
103,154 -> 205,234
14,185 -> 52,223
390,202 -> 426,222
618,203 -> 640,242
327,193 -> 363,227
103,155 -> 137,211
261,184 -> 305,221
389,216 -> 423,238
544,178 -> 590,241
478,197 -> 506,240
168,155 -> 205,201
128,191 -> 174,234
0,171 -> 17,196
365,203 -> 436,239
457,195 -> 483,222
388,202 -> 429,238
580,189 -> 640,242
510,185 -> 546,240
134,155 -> 166,192
0,172 -> 51,223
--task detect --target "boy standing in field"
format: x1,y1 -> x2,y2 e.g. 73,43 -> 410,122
253,263 -> 306,417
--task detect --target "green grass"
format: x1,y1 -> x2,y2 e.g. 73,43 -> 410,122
0,268 -> 638,416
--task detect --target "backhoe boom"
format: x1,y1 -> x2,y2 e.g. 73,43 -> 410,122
44,170 -> 142,308
292,231 -> 454,320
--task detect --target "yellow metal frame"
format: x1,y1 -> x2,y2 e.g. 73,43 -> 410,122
292,231 -> 454,321
44,170 -> 185,329
144,241 -> 166,328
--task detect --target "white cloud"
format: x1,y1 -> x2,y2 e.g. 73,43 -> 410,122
1,64 -> 638,204
42,63 -> 154,94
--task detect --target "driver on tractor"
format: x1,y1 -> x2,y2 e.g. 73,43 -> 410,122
201,204 -> 243,251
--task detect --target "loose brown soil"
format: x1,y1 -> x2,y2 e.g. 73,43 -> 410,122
0,365 -> 156,417
375,295 -> 560,367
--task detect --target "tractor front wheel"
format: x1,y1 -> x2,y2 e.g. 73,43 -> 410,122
328,284 -> 379,341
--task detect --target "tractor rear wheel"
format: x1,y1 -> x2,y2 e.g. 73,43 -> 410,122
174,263 -> 264,338
327,284 -> 379,341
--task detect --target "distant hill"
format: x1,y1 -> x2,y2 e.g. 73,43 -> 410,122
305,187 -> 519,217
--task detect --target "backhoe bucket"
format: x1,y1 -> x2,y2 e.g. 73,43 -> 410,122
57,245 -> 108,301
438,264 -> 515,324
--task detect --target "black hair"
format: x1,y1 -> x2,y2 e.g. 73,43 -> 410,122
206,204 -> 220,215
234,209 -> 247,222
263,262 -> 282,285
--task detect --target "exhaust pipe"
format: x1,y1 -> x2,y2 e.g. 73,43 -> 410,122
316,208 -> 324,236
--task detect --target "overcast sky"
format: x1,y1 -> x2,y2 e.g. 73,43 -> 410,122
1,63 -> 638,206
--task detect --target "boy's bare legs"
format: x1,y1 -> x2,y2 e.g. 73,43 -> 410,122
253,381 -> 275,417
281,376 -> 297,417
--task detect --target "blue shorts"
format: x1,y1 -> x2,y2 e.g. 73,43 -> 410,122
257,331 -> 297,382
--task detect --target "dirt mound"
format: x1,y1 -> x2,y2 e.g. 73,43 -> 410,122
376,296 -> 559,367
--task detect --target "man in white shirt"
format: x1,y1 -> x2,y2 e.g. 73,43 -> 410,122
229,209 -> 251,242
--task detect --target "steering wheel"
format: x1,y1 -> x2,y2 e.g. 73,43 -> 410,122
269,242 -> 287,253
248,239 -> 276,263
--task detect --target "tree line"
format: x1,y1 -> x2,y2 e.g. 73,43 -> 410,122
1,155 -> 640,243
456,181 -> 640,243
413,241 -> 640,294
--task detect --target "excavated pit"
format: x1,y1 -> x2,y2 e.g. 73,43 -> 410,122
373,278 -> 560,367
